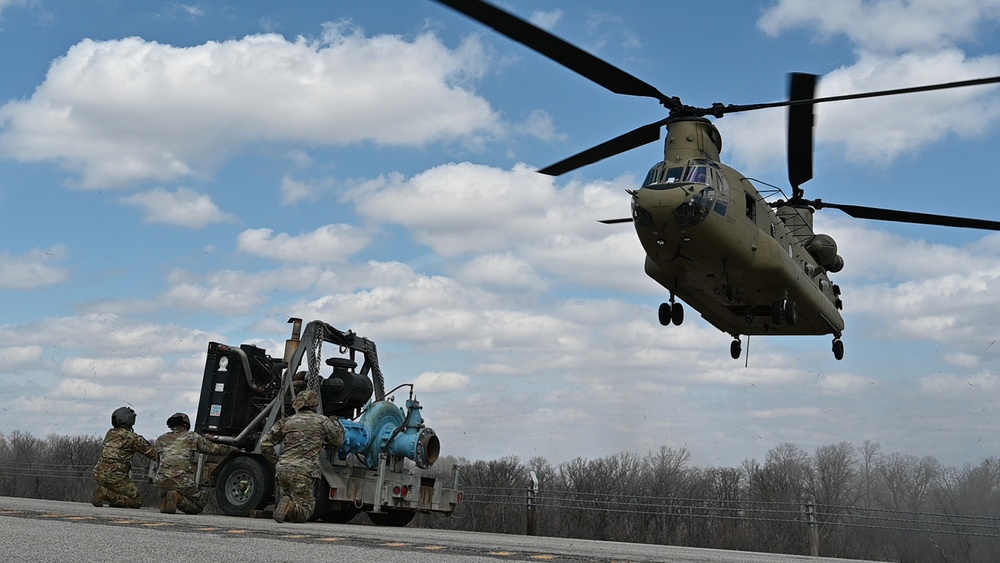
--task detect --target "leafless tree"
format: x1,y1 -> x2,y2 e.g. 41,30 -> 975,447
7,430 -> 1000,561
459,455 -> 528,534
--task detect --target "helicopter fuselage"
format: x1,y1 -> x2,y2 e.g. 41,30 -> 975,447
631,118 -> 845,339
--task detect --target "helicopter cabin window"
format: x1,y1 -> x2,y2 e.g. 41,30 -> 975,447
745,193 -> 756,222
709,168 -> 728,217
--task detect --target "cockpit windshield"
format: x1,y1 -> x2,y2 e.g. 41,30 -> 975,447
641,160 -> 718,188
641,162 -> 685,187
684,165 -> 708,183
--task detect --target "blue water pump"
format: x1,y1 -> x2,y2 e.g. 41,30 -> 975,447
337,397 -> 440,469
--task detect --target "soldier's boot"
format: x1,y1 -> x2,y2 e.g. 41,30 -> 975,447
119,495 -> 143,509
273,495 -> 292,524
178,496 -> 204,515
91,487 -> 104,507
161,491 -> 178,514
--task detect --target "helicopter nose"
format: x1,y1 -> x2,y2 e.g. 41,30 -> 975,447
633,184 -> 713,228
673,186 -> 717,227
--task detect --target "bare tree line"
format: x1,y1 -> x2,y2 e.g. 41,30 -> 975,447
3,430 -> 999,561
414,441 -> 1000,561
0,430 -> 159,506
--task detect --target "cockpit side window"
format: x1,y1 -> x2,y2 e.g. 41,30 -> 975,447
745,192 -> 756,222
711,168 -> 729,217
642,163 -> 665,187
641,163 -> 686,187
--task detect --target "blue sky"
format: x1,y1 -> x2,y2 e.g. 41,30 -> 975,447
3,0 -> 1000,469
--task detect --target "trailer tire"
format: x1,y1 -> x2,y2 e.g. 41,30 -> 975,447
216,456 -> 273,516
320,507 -> 361,523
367,509 -> 415,527
308,478 -> 356,522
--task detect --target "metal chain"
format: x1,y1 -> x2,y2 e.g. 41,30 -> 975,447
364,339 -> 386,399
306,323 -> 324,393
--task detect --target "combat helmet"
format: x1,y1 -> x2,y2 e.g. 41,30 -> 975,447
111,406 -> 137,429
166,412 -> 191,430
292,389 -> 320,411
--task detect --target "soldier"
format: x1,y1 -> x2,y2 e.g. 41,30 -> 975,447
260,389 -> 345,523
153,412 -> 237,514
92,406 -> 159,508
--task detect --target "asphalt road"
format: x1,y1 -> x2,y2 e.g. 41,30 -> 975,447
0,497 -> 876,563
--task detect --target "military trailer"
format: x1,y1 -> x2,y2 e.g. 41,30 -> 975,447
190,317 -> 461,526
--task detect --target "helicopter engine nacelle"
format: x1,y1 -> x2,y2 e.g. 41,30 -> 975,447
806,234 -> 845,273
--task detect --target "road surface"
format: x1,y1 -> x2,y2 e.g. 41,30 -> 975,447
0,497 -> 877,562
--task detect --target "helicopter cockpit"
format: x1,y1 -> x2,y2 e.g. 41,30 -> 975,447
639,160 -> 729,227
640,162 -> 685,187
641,160 -> 720,188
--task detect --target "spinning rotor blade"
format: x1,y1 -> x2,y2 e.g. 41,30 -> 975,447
787,73 -> 817,197
432,0 -> 674,107
547,74 -> 1000,176
599,217 -> 634,224
715,75 -> 1000,117
811,200 -> 1000,231
539,118 -> 668,175
431,0 -> 1000,179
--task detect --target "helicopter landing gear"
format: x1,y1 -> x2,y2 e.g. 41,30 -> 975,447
672,301 -> 683,325
832,337 -> 845,360
770,299 -> 798,325
658,298 -> 684,326
730,337 -> 742,360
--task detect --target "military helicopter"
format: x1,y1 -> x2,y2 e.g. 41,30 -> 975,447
430,0 -> 1000,361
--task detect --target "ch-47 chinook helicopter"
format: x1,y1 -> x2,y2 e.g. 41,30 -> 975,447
430,0 -> 1000,361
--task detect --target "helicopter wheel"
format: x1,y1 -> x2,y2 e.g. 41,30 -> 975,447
658,303 -> 671,326
730,338 -> 742,360
671,302 -> 684,325
784,300 -> 798,325
832,338 -> 845,360
771,301 -> 784,325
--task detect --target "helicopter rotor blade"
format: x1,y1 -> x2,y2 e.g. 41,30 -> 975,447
431,0 -> 676,109
811,199 -> 1000,231
713,75 -> 1000,117
787,73 -> 817,198
598,217 -> 634,224
539,118 -> 668,175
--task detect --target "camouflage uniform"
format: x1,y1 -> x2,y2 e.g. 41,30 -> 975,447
92,427 -> 158,508
260,391 -> 345,523
154,429 -> 235,514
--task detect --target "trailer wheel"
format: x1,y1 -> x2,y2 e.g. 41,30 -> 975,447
320,508 -> 361,523
310,479 -> 360,523
367,509 -> 415,527
216,456 -> 273,516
